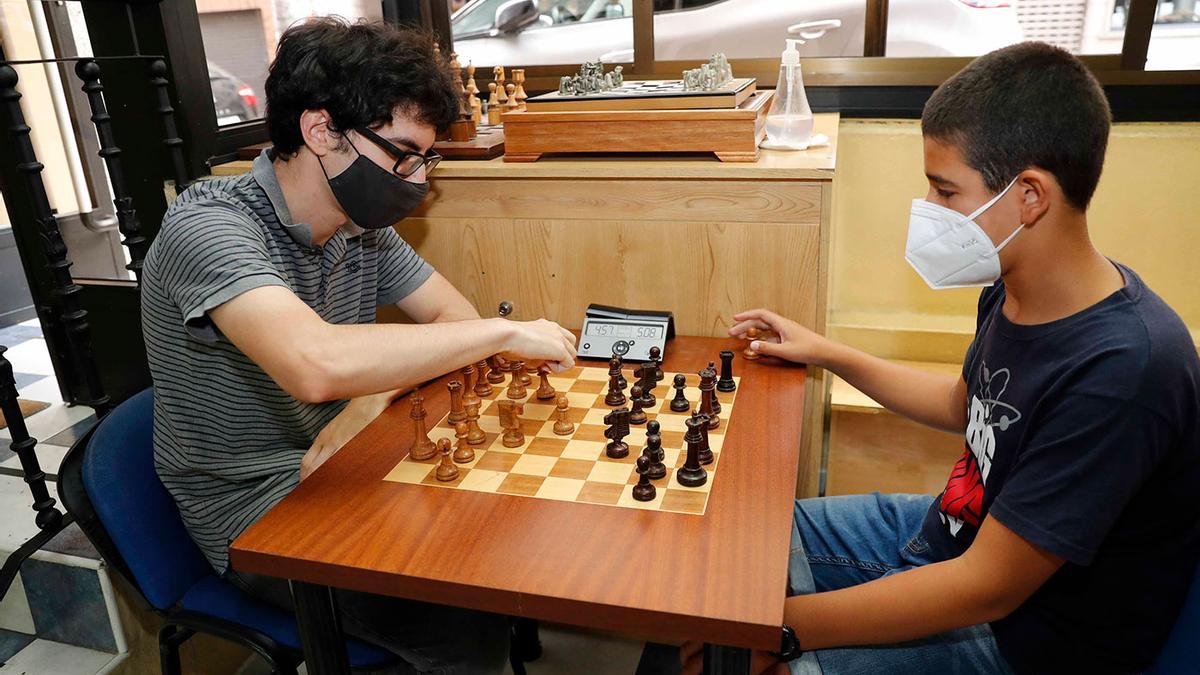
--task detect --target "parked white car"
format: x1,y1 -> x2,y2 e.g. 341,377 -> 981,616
451,0 -> 1024,66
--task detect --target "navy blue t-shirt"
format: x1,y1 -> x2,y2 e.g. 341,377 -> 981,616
920,262 -> 1200,674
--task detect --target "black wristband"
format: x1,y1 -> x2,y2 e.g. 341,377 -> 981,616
771,625 -> 803,662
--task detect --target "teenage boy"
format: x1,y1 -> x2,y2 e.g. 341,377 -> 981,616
686,42 -> 1200,674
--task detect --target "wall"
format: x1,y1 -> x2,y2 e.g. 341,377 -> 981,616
828,119 -> 1200,363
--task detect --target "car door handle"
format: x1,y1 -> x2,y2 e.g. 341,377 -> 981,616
787,19 -> 842,40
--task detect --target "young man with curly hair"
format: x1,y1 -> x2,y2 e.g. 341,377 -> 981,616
142,19 -> 576,672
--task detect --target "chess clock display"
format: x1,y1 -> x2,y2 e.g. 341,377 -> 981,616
579,304 -> 675,362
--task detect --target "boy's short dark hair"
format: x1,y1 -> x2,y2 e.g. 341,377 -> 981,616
922,42 -> 1111,211
265,17 -> 460,158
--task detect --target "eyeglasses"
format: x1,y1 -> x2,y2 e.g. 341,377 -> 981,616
354,126 -> 442,179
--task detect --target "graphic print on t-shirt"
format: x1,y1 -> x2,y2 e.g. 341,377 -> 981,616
939,361 -> 1023,537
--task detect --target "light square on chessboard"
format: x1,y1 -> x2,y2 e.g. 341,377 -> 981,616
383,460 -> 435,484
586,460 -> 632,485
536,476 -> 586,501
560,439 -> 604,461
458,468 -> 506,492
510,453 -> 558,477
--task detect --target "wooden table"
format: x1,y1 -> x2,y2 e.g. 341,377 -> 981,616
230,337 -> 806,674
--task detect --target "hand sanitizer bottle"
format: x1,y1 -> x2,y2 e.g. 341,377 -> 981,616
763,39 -> 814,150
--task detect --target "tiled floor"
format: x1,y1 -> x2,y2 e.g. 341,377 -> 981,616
1,319 -> 117,674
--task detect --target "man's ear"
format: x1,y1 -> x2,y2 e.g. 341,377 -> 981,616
299,109 -> 337,157
1016,168 -> 1054,229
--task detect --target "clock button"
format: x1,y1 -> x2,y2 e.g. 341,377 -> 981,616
583,343 -> 591,350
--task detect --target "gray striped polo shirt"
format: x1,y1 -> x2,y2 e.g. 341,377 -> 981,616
142,150 -> 433,574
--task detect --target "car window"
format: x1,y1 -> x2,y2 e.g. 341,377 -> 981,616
454,0 -> 508,36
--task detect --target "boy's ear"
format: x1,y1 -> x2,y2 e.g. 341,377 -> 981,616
1016,168 -> 1055,229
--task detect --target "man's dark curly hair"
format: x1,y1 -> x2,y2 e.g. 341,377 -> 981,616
265,17 -> 460,158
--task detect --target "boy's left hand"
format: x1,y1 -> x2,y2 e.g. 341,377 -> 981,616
300,390 -> 400,481
679,640 -> 789,675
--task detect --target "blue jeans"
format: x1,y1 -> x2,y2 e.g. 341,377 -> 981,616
787,493 -> 1014,675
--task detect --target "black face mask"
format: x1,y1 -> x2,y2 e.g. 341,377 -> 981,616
319,143 -> 429,230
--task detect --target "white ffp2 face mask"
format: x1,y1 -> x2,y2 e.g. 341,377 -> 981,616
905,177 -> 1023,289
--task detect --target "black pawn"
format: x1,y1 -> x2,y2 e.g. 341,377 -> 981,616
644,420 -> 667,480
717,349 -> 737,392
632,455 -> 656,501
707,361 -> 722,416
669,373 -> 690,413
649,346 -> 664,382
629,384 -> 648,425
605,357 -> 627,407
676,415 -> 708,488
613,354 -> 627,389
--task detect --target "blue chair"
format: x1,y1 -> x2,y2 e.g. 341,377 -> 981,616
57,388 -> 395,674
1149,561 -> 1200,675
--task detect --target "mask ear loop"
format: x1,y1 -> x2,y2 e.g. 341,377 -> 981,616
315,126 -> 361,182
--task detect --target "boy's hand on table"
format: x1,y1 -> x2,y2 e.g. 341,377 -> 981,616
679,641 -> 788,675
300,390 -> 400,481
730,308 -> 830,366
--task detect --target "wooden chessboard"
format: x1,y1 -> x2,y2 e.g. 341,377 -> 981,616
525,78 -> 757,112
384,364 -> 740,515
432,122 -> 505,160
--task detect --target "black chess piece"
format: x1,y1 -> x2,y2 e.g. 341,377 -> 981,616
603,407 -> 631,458
669,373 -> 689,412
629,384 -> 648,425
706,361 -> 722,416
605,357 -> 627,407
644,420 -> 667,480
649,346 -> 664,382
676,415 -> 708,488
636,364 -> 657,408
611,353 -> 627,389
632,455 -> 656,502
692,410 -> 714,465
717,350 -> 737,392
698,366 -> 720,430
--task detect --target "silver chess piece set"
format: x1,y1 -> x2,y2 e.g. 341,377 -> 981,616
682,53 -> 734,91
558,61 -> 625,96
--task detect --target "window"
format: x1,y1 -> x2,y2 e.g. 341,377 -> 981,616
195,0 -> 384,127
889,0 -> 1128,57
450,0 -> 634,66
1144,0 -> 1200,70
653,0 -> 865,60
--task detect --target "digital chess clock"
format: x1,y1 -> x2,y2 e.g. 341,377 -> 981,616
578,304 -> 675,362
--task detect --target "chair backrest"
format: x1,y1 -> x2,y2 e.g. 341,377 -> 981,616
66,388 -> 212,610
1150,560 -> 1200,674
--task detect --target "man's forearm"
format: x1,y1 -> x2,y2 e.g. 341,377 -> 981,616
301,318 -> 515,401
821,341 -> 966,433
785,557 -> 1008,650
